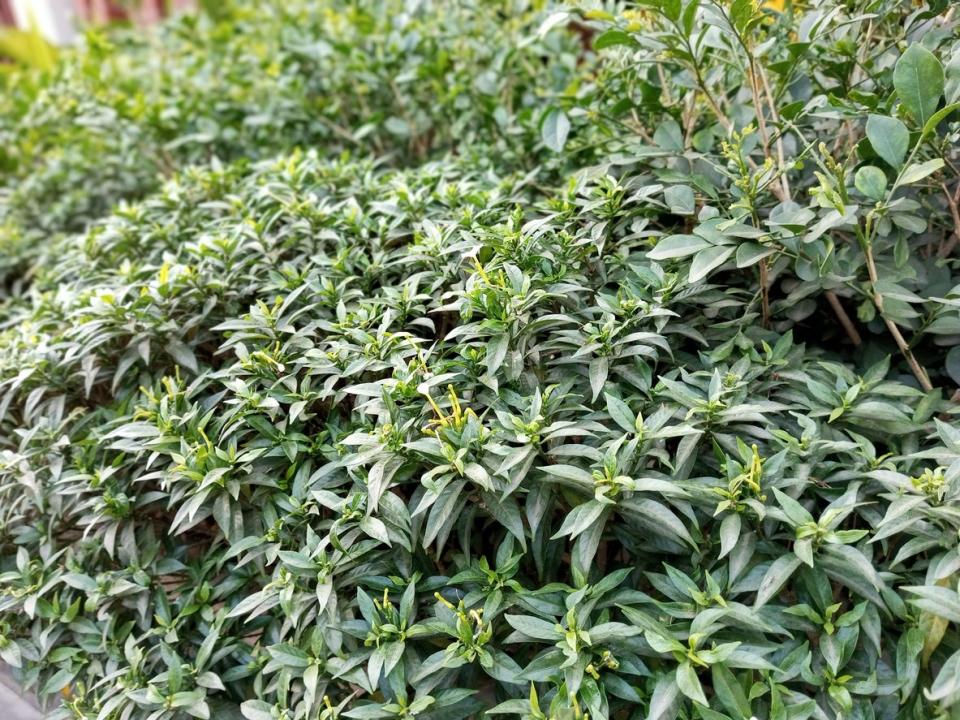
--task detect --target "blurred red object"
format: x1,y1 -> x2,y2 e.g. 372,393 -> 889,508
0,0 -> 197,39
0,0 -> 15,26
73,0 -> 194,25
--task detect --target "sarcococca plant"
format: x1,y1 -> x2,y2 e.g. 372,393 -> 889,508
0,1 -> 960,720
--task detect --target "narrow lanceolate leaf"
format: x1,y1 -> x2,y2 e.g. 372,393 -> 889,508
646,671 -> 681,720
902,586 -> 960,623
167,339 -> 199,373
675,662 -> 708,706
269,643 -> 311,669
551,500 -> 607,540
927,650 -> 960,701
487,332 -> 509,375
718,513 -> 741,559
921,101 -> 960,137
505,614 -> 560,641
3,3 -> 959,718
541,107 -> 570,152
620,498 -> 695,547
755,555 -> 803,608
589,356 -> 609,401
604,392 -> 636,433
540,464 -> 595,486
712,663 -> 751,717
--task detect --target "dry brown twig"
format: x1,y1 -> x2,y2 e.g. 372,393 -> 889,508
755,59 -> 863,344
863,244 -> 934,392
938,181 -> 960,259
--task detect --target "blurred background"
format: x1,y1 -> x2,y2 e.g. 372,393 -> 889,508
1,0 -> 194,46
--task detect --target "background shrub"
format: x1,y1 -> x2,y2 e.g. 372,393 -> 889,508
0,1 -> 960,719
0,1 -> 584,295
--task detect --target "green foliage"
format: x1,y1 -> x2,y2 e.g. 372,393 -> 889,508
0,0 -> 583,293
0,25 -> 57,72
0,1 -> 960,720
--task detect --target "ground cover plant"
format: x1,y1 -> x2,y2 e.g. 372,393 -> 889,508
0,0 -> 583,295
1,1 -> 960,719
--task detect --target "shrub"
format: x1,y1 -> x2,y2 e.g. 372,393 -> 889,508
0,1 -> 584,295
1,2 -> 960,720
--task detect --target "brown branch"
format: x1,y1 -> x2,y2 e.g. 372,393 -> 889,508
688,61 -> 778,188
757,61 -> 863,345
937,181 -> 960,258
746,59 -> 774,173
656,62 -> 673,108
864,244 -> 933,392
757,62 -> 790,201
825,292 -> 862,347
759,258 -> 771,327
682,92 -> 698,146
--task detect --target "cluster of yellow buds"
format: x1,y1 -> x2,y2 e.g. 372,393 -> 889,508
585,649 -> 619,679
620,9 -> 652,32
743,444 -> 764,498
911,467 -> 947,501
473,257 -> 506,289
423,385 -> 476,434
714,444 -> 766,514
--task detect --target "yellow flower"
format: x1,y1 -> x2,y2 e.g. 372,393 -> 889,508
622,8 -> 651,32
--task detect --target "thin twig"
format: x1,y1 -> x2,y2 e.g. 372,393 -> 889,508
938,181 -> 960,258
746,58 -> 774,174
757,63 -> 790,201
682,92 -> 698,146
759,258 -> 771,326
779,120 -> 867,347
864,244 -> 934,391
758,59 -> 865,345
656,63 -> 673,108
825,292 -> 862,346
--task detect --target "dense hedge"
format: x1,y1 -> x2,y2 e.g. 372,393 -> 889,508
0,1 -> 584,295
1,1 -> 960,719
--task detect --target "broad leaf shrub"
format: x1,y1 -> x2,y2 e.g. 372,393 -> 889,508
2,1 -> 960,720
